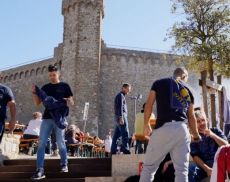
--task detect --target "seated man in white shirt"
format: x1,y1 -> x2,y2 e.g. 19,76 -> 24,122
23,112 -> 42,139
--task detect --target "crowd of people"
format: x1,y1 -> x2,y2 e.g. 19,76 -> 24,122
19,116 -> 107,157
0,65 -> 229,181
111,67 -> 230,182
0,65 -> 109,180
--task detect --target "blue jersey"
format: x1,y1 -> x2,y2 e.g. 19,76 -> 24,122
0,84 -> 14,122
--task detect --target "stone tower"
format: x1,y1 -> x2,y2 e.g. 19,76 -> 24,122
61,0 -> 104,135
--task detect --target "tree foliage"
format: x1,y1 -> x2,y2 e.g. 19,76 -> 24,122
168,0 -> 230,77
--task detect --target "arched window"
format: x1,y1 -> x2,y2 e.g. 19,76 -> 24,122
36,67 -> 41,75
25,70 -> 29,78
19,72 -> 24,79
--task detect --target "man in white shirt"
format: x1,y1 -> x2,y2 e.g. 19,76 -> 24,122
23,112 -> 42,139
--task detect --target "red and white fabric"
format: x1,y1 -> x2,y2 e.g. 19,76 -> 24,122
211,145 -> 230,182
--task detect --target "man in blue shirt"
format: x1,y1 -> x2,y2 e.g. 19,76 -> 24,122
111,83 -> 131,154
189,107 -> 228,182
0,72 -> 16,143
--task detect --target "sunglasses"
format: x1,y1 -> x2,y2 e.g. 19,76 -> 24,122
194,107 -> 201,111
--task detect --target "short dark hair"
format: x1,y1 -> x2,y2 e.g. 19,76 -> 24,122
48,65 -> 58,72
122,83 -> 131,88
194,107 -> 201,111
173,67 -> 188,78
124,175 -> 140,182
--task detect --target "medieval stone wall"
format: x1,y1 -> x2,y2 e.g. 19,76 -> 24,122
1,0 -> 229,138
99,47 -> 202,137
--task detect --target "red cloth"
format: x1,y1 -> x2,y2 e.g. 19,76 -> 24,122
217,146 -> 230,182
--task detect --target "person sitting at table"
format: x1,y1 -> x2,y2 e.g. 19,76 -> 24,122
20,112 -> 42,155
75,128 -> 84,140
65,124 -> 79,156
23,112 -> 42,140
189,107 -> 228,182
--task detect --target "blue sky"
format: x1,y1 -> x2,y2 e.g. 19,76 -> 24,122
0,0 -> 180,70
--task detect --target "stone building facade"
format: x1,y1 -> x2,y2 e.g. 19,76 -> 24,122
1,0 -> 229,137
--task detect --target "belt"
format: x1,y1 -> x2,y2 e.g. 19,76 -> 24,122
171,119 -> 188,123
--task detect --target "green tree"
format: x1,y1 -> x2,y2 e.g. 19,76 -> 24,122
168,0 -> 230,77
167,0 -> 230,126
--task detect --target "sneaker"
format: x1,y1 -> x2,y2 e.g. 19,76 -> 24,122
60,165 -> 68,173
31,168 -> 45,180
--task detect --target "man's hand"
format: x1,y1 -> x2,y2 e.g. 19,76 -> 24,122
162,161 -> 172,174
31,84 -> 42,106
64,97 -> 74,106
205,167 -> 212,177
119,117 -> 124,125
191,134 -> 202,143
32,84 -> 36,94
201,128 -> 228,146
144,124 -> 152,136
8,120 -> 16,134
202,129 -> 214,137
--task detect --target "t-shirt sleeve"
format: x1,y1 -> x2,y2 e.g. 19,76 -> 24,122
41,85 -> 47,92
212,128 -> 227,141
151,80 -> 159,92
65,84 -> 73,97
5,87 -> 14,103
188,88 -> 194,105
190,143 -> 200,157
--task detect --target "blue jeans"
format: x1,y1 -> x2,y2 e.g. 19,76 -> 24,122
135,140 -> 148,154
188,160 -> 213,182
51,129 -> 58,151
37,119 -> 67,170
111,116 -> 130,154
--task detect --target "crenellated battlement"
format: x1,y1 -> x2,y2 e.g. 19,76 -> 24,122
1,58 -> 61,84
62,0 -> 104,16
102,46 -> 177,66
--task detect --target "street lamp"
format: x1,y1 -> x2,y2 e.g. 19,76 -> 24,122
83,102 -> 89,133
130,94 -> 142,118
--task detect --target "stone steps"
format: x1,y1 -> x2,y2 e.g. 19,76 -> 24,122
2,178 -> 84,182
0,158 -> 112,182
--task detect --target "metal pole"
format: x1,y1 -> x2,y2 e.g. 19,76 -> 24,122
134,98 -> 137,117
